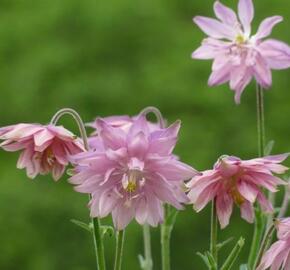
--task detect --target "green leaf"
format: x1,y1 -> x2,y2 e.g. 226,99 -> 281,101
196,252 -> 211,269
70,219 -> 92,233
205,251 -> 217,270
264,140 -> 275,155
100,225 -> 114,238
217,237 -> 234,251
220,237 -> 245,270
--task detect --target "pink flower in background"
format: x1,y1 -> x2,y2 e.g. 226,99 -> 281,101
192,0 -> 290,104
257,218 -> 290,270
70,115 -> 198,230
0,124 -> 84,180
187,154 -> 288,228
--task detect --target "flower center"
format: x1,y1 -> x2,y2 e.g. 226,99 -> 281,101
122,169 -> 144,193
46,148 -> 56,166
235,34 -> 246,45
229,185 -> 245,205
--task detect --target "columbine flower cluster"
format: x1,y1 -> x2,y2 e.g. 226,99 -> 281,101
187,155 -> 288,228
70,114 -> 198,229
192,0 -> 290,103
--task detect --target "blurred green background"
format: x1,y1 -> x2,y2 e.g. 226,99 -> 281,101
0,0 -> 290,269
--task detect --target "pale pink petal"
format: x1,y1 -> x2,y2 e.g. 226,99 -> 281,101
253,53 -> 272,88
193,16 -> 236,40
127,132 -> 148,159
135,198 -> 148,224
238,0 -> 254,36
33,129 -> 54,150
240,201 -> 254,223
208,62 -> 232,86
259,39 -> 290,69
213,1 -> 238,26
216,192 -> 233,229
257,192 -> 273,213
112,205 -> 135,230
237,181 -> 258,203
52,163 -> 65,181
254,16 -> 283,40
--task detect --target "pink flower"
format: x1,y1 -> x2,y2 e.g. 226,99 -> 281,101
257,218 -> 290,270
0,123 -> 84,180
187,154 -> 288,228
69,115 -> 198,230
192,0 -> 290,104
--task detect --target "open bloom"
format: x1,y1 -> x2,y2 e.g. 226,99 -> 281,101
0,123 -> 84,180
70,115 -> 198,230
258,218 -> 290,270
187,154 -> 288,228
192,0 -> 290,103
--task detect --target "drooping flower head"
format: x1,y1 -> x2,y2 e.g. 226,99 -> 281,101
192,0 -> 290,103
70,115 -> 198,230
0,123 -> 84,180
258,218 -> 290,270
187,154 -> 288,228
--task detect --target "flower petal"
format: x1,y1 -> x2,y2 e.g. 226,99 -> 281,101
193,16 -> 236,40
254,16 -> 283,40
240,201 -> 254,223
214,1 -> 238,26
216,192 -> 233,229
238,0 -> 254,36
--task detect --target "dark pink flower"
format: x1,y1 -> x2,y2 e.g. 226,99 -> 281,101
258,218 -> 290,270
70,116 -> 198,230
192,0 -> 290,103
187,154 -> 288,228
0,123 -> 84,180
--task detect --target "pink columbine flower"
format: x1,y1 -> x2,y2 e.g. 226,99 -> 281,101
257,218 -> 290,270
69,115 -> 198,230
187,154 -> 288,228
192,0 -> 290,104
0,123 -> 84,180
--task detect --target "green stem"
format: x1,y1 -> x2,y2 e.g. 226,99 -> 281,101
248,85 -> 267,270
161,205 -> 172,270
92,217 -> 107,270
51,108 -> 106,270
114,230 -> 125,270
210,200 -> 218,266
254,224 -> 275,269
142,224 -> 153,270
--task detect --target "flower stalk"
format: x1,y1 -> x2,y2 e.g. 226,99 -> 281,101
51,108 -> 106,270
139,224 -> 153,270
114,230 -> 125,270
210,200 -> 218,265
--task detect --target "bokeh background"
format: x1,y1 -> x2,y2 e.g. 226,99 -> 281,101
0,0 -> 290,269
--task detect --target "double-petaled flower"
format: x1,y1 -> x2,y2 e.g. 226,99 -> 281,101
70,115 -> 198,230
258,218 -> 290,270
192,0 -> 290,103
187,154 -> 288,228
0,123 -> 84,180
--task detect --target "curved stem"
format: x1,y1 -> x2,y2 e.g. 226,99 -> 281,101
141,224 -> 153,270
50,108 -> 106,270
114,230 -> 125,270
139,106 -> 166,128
210,200 -> 218,265
254,224 -> 275,269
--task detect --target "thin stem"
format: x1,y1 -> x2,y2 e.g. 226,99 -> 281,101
139,106 -> 166,128
248,85 -> 267,270
114,230 -> 125,270
254,224 -> 275,269
50,108 -> 106,270
210,200 -> 218,265
278,183 -> 290,218
161,205 -> 172,270
141,224 -> 153,270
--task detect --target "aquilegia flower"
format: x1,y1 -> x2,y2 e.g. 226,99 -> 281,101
69,115 -> 198,230
187,154 -> 288,228
192,0 -> 290,104
257,218 -> 290,270
0,123 -> 84,180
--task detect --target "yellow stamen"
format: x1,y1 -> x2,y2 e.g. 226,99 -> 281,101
236,34 -> 245,44
229,186 -> 245,205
